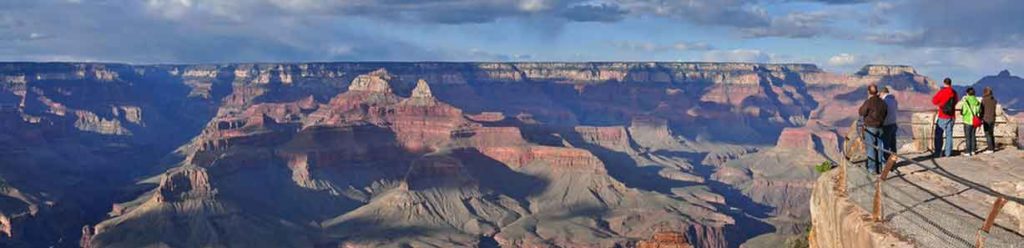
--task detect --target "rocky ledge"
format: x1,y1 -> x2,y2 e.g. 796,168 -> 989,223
808,165 -> 914,248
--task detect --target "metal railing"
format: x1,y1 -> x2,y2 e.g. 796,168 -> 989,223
838,120 -> 1023,248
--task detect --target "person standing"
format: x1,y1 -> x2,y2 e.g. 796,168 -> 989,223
957,87 -> 981,156
931,78 -> 957,157
881,86 -> 899,156
980,87 -> 998,153
859,84 -> 887,174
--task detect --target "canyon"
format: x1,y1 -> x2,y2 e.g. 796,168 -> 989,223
0,62 -> 959,247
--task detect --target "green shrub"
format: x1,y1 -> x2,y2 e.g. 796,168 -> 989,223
814,160 -> 834,173
785,226 -> 811,248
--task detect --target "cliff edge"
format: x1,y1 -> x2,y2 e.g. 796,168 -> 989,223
808,165 -> 913,248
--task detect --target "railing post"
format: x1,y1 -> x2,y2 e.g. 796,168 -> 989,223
838,158 -> 848,196
872,154 -> 899,222
879,154 -> 898,180
975,197 -> 1008,248
872,180 -> 883,222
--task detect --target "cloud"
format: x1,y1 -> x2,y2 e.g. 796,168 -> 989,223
827,53 -> 858,66
703,49 -> 773,63
620,0 -> 770,28
865,30 -> 924,46
791,0 -> 871,4
131,0 -> 784,30
740,11 -> 831,38
0,0 -> 443,63
670,42 -> 715,51
0,0 -> 1020,84
871,0 -> 1024,48
612,41 -> 714,52
560,3 -> 628,22
860,2 -> 894,27
0,0 -> 862,66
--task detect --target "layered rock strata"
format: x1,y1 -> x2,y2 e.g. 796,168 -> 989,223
0,62 -> 953,247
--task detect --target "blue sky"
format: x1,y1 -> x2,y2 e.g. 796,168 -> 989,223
1,0 -> 1023,83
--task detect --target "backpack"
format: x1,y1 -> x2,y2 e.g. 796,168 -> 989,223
941,94 -> 956,116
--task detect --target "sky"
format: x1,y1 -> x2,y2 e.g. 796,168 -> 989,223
1,0 -> 1023,83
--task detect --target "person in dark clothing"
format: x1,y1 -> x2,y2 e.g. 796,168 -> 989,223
859,84 -> 887,174
880,86 -> 899,156
931,78 -> 957,157
980,87 -> 998,153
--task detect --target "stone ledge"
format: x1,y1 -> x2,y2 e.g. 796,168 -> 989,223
809,167 -> 915,248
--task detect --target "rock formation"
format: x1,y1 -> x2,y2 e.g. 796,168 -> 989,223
637,230 -> 694,248
0,62 -> 978,247
77,70 -> 734,247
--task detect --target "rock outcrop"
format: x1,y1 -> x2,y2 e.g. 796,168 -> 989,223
808,168 -> 914,248
855,65 -> 919,77
637,230 -> 694,248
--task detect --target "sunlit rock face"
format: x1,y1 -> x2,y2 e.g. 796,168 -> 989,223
637,230 -> 694,248
0,62 -> 954,248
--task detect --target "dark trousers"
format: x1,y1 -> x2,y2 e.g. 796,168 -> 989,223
983,122 -> 995,151
964,123 -> 977,154
883,124 -> 898,155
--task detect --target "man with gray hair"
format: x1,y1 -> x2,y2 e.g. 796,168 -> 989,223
881,86 -> 899,157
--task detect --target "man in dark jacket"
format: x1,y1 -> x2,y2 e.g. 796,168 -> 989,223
931,78 -> 957,157
859,84 -> 887,174
980,87 -> 998,153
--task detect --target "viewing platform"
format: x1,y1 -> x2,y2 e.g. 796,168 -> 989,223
812,150 -> 1024,248
811,108 -> 1022,248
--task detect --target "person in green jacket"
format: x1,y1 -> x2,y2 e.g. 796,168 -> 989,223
956,87 -> 981,156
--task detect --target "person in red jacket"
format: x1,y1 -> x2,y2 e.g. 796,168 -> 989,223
931,78 -> 957,157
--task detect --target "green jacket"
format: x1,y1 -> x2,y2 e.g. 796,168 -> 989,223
959,95 -> 980,123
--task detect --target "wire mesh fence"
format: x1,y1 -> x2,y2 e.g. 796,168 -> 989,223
841,123 -> 1024,248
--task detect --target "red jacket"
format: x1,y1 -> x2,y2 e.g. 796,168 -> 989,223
931,86 -> 957,119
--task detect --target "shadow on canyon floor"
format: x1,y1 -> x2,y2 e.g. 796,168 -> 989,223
555,127 -> 777,247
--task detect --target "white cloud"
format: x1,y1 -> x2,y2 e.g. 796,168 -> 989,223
1001,54 -> 1017,64
670,42 -> 713,51
518,0 -> 550,12
827,53 -> 858,66
702,49 -> 772,63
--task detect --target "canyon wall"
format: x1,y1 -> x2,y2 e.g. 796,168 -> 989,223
0,62 -> 942,247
